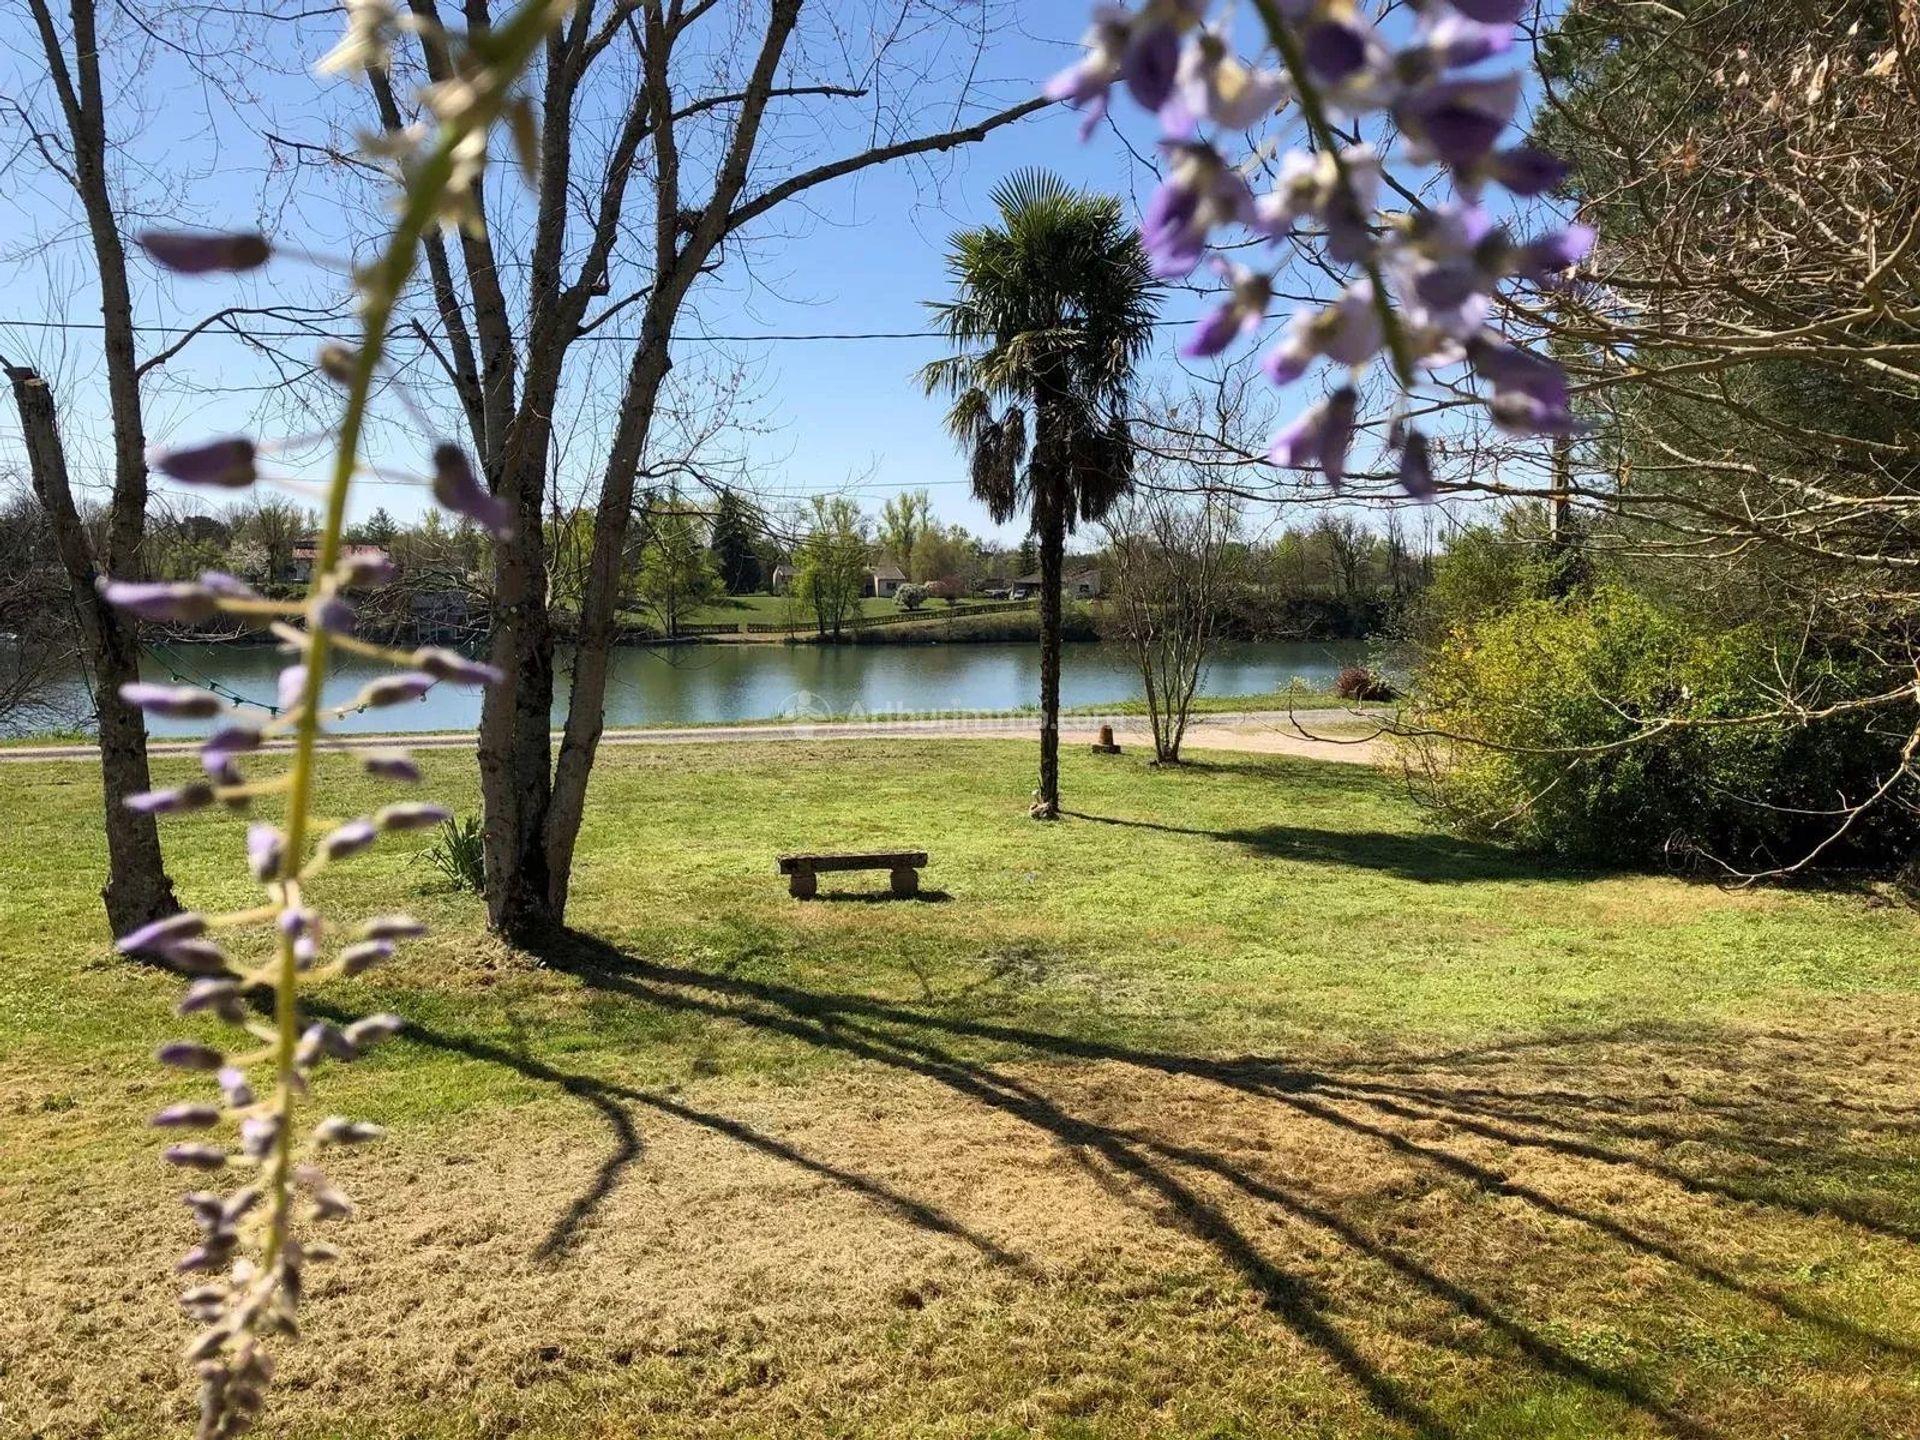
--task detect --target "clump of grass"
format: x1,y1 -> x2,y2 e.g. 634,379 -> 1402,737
424,814 -> 486,894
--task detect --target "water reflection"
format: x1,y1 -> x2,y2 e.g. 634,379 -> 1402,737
33,638 -> 1370,737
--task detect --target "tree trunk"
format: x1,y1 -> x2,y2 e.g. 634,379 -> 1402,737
1032,487 -> 1066,820
5,365 -> 179,935
541,336 -> 677,920
477,440 -> 559,943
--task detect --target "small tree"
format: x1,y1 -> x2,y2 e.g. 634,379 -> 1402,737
896,582 -> 928,611
634,501 -> 722,639
878,489 -> 932,579
795,496 -> 869,639
1102,488 -> 1242,764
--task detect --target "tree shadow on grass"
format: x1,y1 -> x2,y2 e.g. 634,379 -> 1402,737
358,925 -> 1920,1438
1061,810 -> 1589,885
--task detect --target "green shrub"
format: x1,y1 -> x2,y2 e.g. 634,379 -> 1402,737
1402,586 -> 1919,871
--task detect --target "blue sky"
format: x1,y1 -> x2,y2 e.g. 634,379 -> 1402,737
0,5 -> 1184,542
1,2 -> 1557,545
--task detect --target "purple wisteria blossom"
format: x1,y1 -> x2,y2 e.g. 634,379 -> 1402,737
431,443 -> 512,535
137,230 -> 273,274
152,437 -> 258,489
1053,0 -> 1591,495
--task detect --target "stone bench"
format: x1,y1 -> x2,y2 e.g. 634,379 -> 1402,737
778,849 -> 928,899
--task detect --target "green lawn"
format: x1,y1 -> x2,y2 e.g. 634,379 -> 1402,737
683,592 -> 1008,626
4,742 -> 1919,1438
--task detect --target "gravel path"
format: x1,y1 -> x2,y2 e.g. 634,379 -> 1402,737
0,708 -> 1389,765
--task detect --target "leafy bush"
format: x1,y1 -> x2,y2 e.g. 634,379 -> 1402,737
1402,586 -> 1920,872
424,814 -> 486,894
895,582 -> 927,611
1334,664 -> 1397,702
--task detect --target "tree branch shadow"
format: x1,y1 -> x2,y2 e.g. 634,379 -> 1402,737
502,927 -> 1920,1436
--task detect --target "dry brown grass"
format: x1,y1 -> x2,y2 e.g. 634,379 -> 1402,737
8,992 -> 1920,1440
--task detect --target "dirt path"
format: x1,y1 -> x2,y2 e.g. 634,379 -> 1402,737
0,709 -> 1390,766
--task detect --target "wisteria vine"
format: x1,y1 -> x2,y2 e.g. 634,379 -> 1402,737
100,0 -> 562,1433
1048,0 -> 1590,494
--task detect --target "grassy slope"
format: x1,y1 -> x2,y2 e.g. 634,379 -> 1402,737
683,594 -> 1002,626
3,743 -> 1919,1439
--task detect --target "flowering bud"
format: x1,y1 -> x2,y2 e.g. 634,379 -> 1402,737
276,663 -> 309,712
295,1162 -> 354,1219
199,570 -> 259,600
164,1143 -> 230,1170
431,443 -> 512,535
412,648 -> 503,685
152,1103 -> 222,1129
128,783 -> 217,815
359,914 -> 426,940
99,579 -> 220,623
203,751 -> 245,788
118,912 -> 208,956
360,672 -> 434,708
313,594 -> 356,635
321,819 -> 377,861
223,1186 -> 262,1222
294,1023 -> 355,1069
376,802 -> 451,832
247,824 -> 285,882
158,1041 -> 226,1071
314,1116 -> 384,1145
177,1239 -> 234,1272
183,1325 -> 233,1362
240,1114 -> 283,1160
317,343 -> 357,383
120,683 -> 228,720
178,978 -> 244,1018
138,230 -> 273,274
218,1067 -> 256,1108
205,721 -> 263,755
343,1014 -> 404,1048
152,437 -> 258,489
338,938 -> 394,976
162,938 -> 230,974
339,553 -> 394,587
278,907 -> 317,938
362,750 -> 421,783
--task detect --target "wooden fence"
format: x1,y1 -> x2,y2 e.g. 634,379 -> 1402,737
742,600 -> 1037,636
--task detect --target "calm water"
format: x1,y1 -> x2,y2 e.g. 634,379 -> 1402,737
32,638 -> 1369,737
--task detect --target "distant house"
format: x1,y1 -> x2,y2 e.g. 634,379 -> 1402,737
1012,567 -> 1102,600
768,559 -> 905,598
409,589 -> 477,643
290,535 -> 392,585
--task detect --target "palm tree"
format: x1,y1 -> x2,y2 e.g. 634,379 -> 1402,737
920,170 -> 1160,818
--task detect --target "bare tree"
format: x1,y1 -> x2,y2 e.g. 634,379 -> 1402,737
1101,483 -> 1242,765
345,0 -> 1045,937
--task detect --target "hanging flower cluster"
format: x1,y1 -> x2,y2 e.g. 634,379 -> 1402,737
1048,0 -> 1591,495
99,0 -> 567,1433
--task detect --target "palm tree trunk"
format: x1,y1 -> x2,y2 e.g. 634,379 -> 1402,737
1032,489 -> 1066,820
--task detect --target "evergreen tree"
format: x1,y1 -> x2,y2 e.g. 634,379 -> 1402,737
708,489 -> 763,593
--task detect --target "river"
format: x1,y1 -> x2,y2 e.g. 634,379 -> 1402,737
23,638 -> 1371,737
